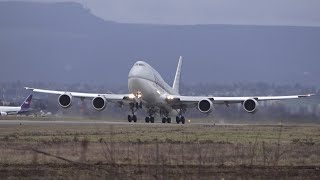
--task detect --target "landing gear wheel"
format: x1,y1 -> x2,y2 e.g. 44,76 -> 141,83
176,116 -> 180,124
167,118 -> 171,123
181,116 -> 185,124
162,118 -> 166,123
150,117 -> 155,123
145,117 -> 150,123
128,115 -> 132,122
132,115 -> 137,122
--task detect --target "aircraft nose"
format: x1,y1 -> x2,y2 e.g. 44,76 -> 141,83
128,65 -> 140,77
128,62 -> 146,77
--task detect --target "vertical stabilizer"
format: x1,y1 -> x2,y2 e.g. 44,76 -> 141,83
172,56 -> 182,94
20,94 -> 32,109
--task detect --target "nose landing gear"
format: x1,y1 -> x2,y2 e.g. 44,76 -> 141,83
145,116 -> 155,123
162,117 -> 171,123
175,108 -> 186,124
128,115 -> 137,122
145,108 -> 156,123
175,115 -> 185,124
159,109 -> 171,123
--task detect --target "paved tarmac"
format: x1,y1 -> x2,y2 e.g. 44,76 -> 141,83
0,119 -> 210,126
0,119 -> 311,127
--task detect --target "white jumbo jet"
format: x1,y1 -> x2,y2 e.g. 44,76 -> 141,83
26,57 -> 314,124
0,94 -> 33,116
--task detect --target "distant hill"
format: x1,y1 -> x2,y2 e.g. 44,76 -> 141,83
1,1 -> 320,87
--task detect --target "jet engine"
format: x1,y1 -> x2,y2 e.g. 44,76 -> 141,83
198,99 -> 213,113
243,98 -> 258,113
92,96 -> 107,111
0,112 -> 8,116
58,93 -> 72,108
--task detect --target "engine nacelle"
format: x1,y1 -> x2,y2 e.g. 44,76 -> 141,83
0,112 -> 8,116
58,93 -> 72,108
92,96 -> 107,111
198,99 -> 213,113
243,98 -> 258,113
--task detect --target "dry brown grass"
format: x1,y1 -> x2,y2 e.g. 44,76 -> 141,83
0,120 -> 319,179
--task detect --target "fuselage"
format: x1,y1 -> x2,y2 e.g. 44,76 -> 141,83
128,61 -> 178,115
0,95 -> 32,115
0,106 -> 21,114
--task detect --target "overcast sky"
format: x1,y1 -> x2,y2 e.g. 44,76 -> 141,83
2,0 -> 320,26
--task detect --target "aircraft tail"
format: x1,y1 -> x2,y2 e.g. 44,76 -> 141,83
172,56 -> 182,94
20,94 -> 32,109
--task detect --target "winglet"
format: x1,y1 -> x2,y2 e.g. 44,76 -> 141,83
25,87 -> 34,91
172,56 -> 182,94
298,94 -> 315,98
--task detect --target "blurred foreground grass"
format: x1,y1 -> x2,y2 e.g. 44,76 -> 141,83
0,117 -> 319,179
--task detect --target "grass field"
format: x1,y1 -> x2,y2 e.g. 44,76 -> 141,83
0,118 -> 319,179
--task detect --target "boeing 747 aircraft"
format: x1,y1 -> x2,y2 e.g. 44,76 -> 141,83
26,57 -> 313,124
0,94 -> 33,116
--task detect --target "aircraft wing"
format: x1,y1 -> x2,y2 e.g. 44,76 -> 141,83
25,87 -> 136,103
167,94 -> 314,108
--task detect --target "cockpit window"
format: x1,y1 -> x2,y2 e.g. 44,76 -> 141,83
135,63 -> 145,66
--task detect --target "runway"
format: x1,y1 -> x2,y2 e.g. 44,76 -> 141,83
0,119 -> 313,127
0,119 -> 214,126
0,120 -> 150,126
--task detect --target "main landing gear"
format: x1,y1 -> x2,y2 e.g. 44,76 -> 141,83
128,102 -> 142,123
